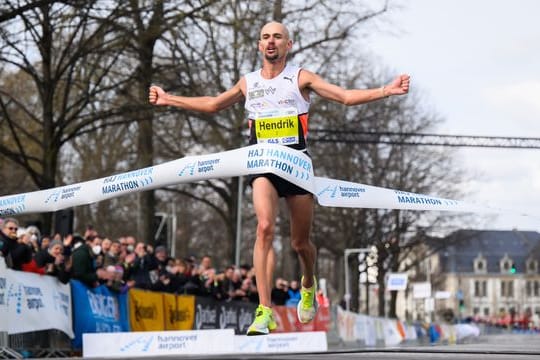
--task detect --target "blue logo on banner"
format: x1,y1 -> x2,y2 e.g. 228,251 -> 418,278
119,335 -> 154,352
70,280 -> 129,349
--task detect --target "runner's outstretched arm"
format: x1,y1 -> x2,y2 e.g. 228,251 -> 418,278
148,78 -> 245,113
299,70 -> 409,105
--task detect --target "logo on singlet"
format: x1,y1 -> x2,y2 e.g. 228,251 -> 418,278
248,89 -> 264,99
264,86 -> 276,95
283,75 -> 295,83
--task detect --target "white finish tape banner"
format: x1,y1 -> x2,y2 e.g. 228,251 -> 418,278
0,143 -> 509,215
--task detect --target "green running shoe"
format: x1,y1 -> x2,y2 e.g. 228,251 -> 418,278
246,305 -> 277,336
297,276 -> 318,323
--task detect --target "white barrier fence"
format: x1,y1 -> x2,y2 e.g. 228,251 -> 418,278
336,306 -> 480,346
0,257 -> 73,338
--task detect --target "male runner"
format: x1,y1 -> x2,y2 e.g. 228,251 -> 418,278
149,21 -> 410,335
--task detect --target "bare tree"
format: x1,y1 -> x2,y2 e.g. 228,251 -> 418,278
101,0 -> 219,245
0,1 -> 136,233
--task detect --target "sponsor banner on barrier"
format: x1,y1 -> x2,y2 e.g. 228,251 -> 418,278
194,296 -> 257,334
1,265 -> 73,338
337,306 -> 360,342
383,318 -> 404,346
273,306 -> 330,333
194,296 -> 220,330
217,301 -> 256,334
234,331 -> 328,353
0,257 -> 8,332
0,143 -> 518,217
71,280 -> 129,349
128,288 -> 165,331
164,294 -> 195,330
83,329 -> 236,357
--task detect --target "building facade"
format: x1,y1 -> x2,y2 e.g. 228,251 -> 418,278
424,230 -> 540,323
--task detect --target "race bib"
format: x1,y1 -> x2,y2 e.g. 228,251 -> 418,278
254,108 -> 299,145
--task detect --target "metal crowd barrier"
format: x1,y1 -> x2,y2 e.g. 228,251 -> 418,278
0,331 -> 21,359
5,330 -> 72,359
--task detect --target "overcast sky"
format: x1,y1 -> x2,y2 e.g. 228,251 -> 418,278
364,0 -> 540,232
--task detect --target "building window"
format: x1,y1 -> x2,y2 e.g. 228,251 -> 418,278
474,255 -> 487,273
527,259 -> 538,273
483,308 -> 489,316
473,307 -> 479,315
526,281 -> 540,297
474,280 -> 487,297
502,261 -> 510,272
501,280 -> 514,297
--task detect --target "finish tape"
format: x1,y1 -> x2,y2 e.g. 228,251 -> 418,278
0,143 -> 514,216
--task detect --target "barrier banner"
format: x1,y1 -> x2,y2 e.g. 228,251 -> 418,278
164,294 -> 195,330
234,331 -> 328,353
71,280 -> 129,349
273,306 -> 295,333
1,266 -> 73,338
0,144 -> 514,217
383,318 -> 404,346
216,301 -> 256,334
83,329 -> 236,357
314,305 -> 331,332
193,296 -> 220,330
193,297 -> 257,334
128,288 -> 165,331
273,306 -> 330,333
364,316 -> 377,346
336,306 -> 356,342
0,258 -> 8,332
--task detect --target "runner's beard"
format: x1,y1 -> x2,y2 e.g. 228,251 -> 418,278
265,52 -> 279,62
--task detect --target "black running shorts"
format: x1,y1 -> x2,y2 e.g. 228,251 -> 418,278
248,173 -> 311,198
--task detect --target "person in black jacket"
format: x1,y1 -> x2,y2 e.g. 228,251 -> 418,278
37,240 -> 72,284
126,242 -> 158,290
0,218 -> 32,269
71,235 -> 113,287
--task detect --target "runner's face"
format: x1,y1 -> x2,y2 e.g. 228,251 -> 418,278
259,23 -> 291,62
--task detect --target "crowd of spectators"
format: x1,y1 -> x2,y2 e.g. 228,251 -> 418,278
0,217 -> 328,307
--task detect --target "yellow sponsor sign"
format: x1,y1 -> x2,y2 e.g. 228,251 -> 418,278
128,288 -> 165,331
164,295 -> 196,330
161,294 -> 195,330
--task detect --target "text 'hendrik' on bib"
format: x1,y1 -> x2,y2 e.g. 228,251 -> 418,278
254,108 -> 299,145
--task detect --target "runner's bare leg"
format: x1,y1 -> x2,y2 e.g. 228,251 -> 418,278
252,177 -> 279,307
286,194 -> 316,288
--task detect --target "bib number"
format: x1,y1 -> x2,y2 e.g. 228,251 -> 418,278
254,109 -> 299,145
